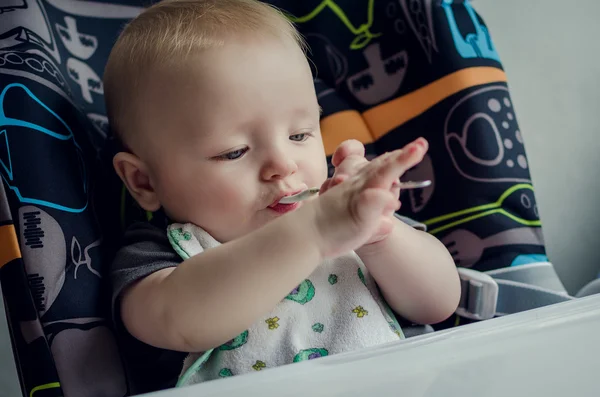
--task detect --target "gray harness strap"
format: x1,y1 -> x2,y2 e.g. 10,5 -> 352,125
456,262 -> 574,320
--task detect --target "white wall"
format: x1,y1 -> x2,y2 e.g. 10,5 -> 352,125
474,0 -> 600,293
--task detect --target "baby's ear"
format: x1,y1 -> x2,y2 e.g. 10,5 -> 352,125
113,152 -> 161,212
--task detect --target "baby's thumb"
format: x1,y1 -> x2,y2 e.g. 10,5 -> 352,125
320,175 -> 348,195
319,178 -> 332,195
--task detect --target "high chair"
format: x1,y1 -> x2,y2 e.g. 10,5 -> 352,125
1,1 -> 597,396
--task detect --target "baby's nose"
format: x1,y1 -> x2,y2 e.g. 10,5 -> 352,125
260,153 -> 298,180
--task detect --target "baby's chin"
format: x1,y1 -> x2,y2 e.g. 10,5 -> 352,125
195,214 -> 268,243
188,205 -> 302,242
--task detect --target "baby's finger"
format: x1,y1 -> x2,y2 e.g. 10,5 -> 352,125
390,184 -> 401,199
332,139 -> 365,167
334,154 -> 368,177
329,174 -> 348,188
411,137 -> 428,152
365,142 -> 427,189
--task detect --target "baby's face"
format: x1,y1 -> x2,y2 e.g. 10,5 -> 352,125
138,36 -> 328,242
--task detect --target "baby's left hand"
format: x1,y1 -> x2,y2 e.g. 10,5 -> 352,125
320,138 -> 428,246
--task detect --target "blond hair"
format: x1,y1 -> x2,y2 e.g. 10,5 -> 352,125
103,0 -> 305,146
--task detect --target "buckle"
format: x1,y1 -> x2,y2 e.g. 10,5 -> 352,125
455,268 -> 499,320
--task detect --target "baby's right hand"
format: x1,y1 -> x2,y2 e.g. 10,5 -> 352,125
311,139 -> 427,258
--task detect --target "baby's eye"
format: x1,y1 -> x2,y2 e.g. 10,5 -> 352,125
215,147 -> 248,161
289,132 -> 310,142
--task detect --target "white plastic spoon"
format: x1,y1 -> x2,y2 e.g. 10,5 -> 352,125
279,180 -> 432,204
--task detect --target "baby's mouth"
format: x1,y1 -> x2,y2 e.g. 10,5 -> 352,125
268,190 -> 302,208
268,201 -> 300,214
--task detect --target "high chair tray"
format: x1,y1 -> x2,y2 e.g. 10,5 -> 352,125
150,295 -> 600,397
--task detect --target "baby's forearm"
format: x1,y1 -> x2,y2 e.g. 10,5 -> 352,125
356,220 -> 460,325
132,204 -> 323,353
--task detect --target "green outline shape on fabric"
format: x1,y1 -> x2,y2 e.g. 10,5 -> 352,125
176,349 -> 214,387
293,347 -> 329,362
423,184 -> 541,234
357,267 -> 366,286
284,279 -> 315,304
30,382 -> 61,397
219,368 -> 234,377
285,0 -> 381,50
175,312 -> 249,385
382,301 -> 405,339
167,228 -> 192,260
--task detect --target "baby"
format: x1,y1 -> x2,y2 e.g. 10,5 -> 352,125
104,0 -> 460,390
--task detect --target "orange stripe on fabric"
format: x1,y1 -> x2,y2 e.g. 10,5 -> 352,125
363,67 -> 508,139
0,224 -> 21,268
320,110 -> 373,156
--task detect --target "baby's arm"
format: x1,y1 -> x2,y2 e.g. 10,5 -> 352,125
120,207 -> 324,353
356,220 -> 460,325
119,147 -> 413,354
324,139 -> 460,324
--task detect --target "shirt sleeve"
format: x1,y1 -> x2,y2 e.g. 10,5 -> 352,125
110,221 -> 182,309
109,222 -> 186,393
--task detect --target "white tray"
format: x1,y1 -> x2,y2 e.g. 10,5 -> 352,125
150,295 -> 600,397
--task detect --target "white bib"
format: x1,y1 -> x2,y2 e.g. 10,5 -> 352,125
167,223 -> 404,386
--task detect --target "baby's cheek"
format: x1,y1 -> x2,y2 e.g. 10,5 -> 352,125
160,177 -> 202,221
196,180 -> 249,217
196,183 -> 255,241
310,159 -> 329,187
214,188 -> 246,212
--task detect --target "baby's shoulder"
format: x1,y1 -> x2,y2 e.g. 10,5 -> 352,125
111,222 -> 180,273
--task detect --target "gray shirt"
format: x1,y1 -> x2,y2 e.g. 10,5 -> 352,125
111,222 -> 185,393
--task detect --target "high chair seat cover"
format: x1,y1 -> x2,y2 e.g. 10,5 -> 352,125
0,1 -> 550,396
